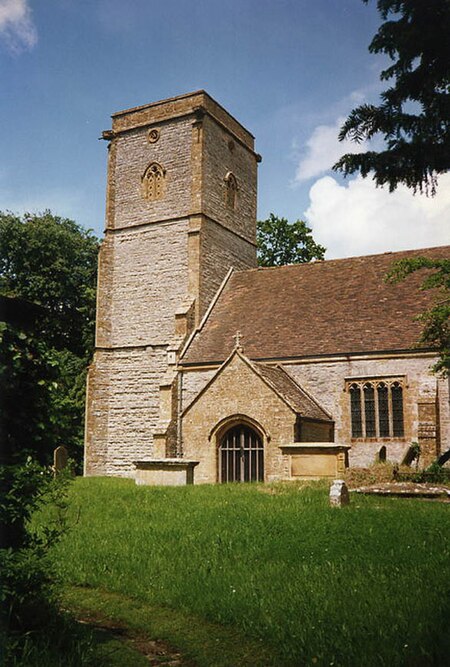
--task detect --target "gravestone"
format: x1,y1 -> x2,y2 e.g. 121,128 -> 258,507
54,445 -> 68,475
329,479 -> 350,507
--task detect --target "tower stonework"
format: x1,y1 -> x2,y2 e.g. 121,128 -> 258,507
85,91 -> 259,476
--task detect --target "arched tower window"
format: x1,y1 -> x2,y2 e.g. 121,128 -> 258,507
219,423 -> 264,483
224,171 -> 237,210
142,162 -> 165,201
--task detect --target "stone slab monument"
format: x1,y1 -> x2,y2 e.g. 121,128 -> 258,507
53,445 -> 68,475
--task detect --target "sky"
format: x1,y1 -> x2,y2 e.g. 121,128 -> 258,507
1,0 -> 448,258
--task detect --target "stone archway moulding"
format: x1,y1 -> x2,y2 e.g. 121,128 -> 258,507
208,413 -> 271,444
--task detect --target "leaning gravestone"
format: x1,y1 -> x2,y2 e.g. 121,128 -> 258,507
329,479 -> 350,507
54,445 -> 68,475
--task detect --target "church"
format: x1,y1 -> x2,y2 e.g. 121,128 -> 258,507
84,91 -> 449,484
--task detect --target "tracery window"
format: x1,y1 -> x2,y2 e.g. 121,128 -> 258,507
224,171 -> 237,210
142,162 -> 165,201
347,378 -> 405,439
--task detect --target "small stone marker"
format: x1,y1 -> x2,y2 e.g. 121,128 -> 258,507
54,445 -> 68,475
329,479 -> 350,507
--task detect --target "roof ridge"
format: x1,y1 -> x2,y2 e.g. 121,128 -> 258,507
233,244 -> 450,276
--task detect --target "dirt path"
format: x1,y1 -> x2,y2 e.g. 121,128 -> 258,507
73,607 -> 192,666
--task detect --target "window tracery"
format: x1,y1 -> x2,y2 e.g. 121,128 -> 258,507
141,162 -> 165,201
347,378 -> 405,439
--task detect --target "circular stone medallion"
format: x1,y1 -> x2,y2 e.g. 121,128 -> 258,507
148,128 -> 160,144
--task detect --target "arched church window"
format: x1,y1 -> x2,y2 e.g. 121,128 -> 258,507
347,377 -> 405,439
224,171 -> 237,210
349,383 -> 362,437
219,424 -> 263,483
363,383 -> 376,437
142,162 -> 165,201
391,382 -> 404,436
377,382 -> 389,437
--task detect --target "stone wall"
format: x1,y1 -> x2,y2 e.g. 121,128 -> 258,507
199,219 -> 256,317
85,347 -> 167,476
182,367 -> 216,412
111,119 -> 193,230
437,376 -> 450,459
202,115 -> 257,244
99,220 -> 189,348
286,355 -> 439,467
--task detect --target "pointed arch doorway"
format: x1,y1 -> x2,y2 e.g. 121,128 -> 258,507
219,423 -> 264,483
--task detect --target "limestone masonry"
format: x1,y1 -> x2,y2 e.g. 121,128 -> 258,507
85,91 -> 449,483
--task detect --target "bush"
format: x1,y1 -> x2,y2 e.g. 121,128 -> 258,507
0,459 -> 76,664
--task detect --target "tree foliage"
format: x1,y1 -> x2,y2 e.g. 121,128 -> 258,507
387,256 -> 450,375
0,211 -> 98,357
257,214 -> 325,267
0,211 -> 99,466
334,0 -> 450,194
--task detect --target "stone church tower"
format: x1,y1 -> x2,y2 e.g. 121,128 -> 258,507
85,91 -> 260,475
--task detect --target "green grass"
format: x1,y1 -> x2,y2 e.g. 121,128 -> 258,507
40,478 -> 450,666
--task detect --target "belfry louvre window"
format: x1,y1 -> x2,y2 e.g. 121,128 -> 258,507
224,172 -> 237,210
142,162 -> 165,201
348,379 -> 405,438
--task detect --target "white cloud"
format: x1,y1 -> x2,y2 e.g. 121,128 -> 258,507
294,116 -> 374,183
0,0 -> 37,53
304,174 -> 450,259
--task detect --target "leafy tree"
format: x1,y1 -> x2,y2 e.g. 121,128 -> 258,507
0,211 -> 98,357
334,0 -> 450,194
257,214 -> 325,267
0,211 -> 99,465
387,256 -> 450,375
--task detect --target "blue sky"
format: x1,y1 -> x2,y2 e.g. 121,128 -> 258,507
1,0 -> 448,257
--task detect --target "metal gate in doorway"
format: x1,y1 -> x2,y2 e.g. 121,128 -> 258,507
219,424 -> 264,483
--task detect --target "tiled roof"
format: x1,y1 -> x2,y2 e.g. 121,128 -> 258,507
255,362 -> 332,421
181,246 -> 449,365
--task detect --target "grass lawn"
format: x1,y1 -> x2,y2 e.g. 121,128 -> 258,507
41,478 -> 450,666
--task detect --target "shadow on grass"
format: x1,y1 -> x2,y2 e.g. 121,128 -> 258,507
63,584 -> 280,667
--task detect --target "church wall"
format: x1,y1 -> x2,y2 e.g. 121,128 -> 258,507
202,115 -> 257,244
199,220 -> 256,316
182,356 -> 294,483
437,377 -> 450,459
100,220 -> 189,348
286,355 -> 439,467
110,118 -> 193,230
85,347 -> 167,476
182,368 -> 216,411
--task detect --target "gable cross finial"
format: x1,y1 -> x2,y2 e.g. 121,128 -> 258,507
233,330 -> 244,352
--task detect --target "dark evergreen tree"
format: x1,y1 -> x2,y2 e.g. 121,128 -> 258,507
334,0 -> 450,194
